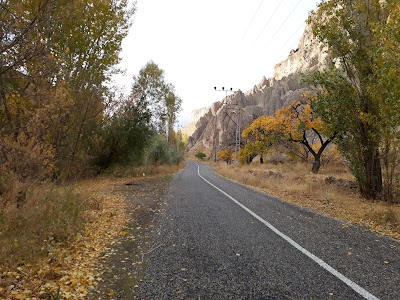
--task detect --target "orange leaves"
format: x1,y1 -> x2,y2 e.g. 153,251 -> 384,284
0,179 -> 129,300
241,102 -> 337,171
242,115 -> 275,140
272,102 -> 334,140
217,148 -> 234,164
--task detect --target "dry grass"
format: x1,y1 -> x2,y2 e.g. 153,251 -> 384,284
0,162 -> 184,298
0,162 -> 184,267
212,161 -> 400,239
103,162 -> 186,178
0,177 -> 129,299
0,182 -> 89,266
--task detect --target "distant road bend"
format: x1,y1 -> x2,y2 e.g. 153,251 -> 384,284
138,161 -> 400,299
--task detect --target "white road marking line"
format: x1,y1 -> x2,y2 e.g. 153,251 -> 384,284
195,162 -> 379,300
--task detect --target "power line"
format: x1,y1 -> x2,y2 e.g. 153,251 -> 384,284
241,0 -> 264,41
289,35 -> 303,51
273,34 -> 303,64
256,0 -> 284,41
276,20 -> 305,54
270,0 -> 303,40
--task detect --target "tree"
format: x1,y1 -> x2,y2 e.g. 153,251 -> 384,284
273,102 -> 336,173
217,147 -> 234,165
305,0 -> 400,199
0,0 -> 134,179
241,103 -> 335,173
371,2 -> 400,201
47,0 -> 133,176
241,116 -> 277,164
95,96 -> 153,170
130,62 -> 181,137
165,86 -> 182,143
145,134 -> 184,166
95,61 -> 184,170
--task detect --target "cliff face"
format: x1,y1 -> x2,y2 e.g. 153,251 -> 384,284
186,23 -> 330,154
180,106 -> 211,139
273,24 -> 329,80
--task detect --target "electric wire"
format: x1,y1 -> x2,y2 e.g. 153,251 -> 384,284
276,20 -> 305,54
241,0 -> 264,41
273,34 -> 303,64
256,0 -> 284,41
289,35 -> 303,51
270,0 -> 303,40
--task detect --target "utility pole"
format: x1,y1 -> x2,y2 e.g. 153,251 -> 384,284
214,86 -> 234,99
213,120 -> 217,161
232,109 -> 241,163
214,87 -> 240,162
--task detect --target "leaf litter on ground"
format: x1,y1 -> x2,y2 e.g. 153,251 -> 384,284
0,178 -> 129,300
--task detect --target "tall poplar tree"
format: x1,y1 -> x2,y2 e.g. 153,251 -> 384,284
305,0 -> 400,200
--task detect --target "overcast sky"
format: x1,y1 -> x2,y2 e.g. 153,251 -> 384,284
113,0 -> 321,126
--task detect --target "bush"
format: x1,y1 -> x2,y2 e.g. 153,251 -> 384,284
145,135 -> 184,165
195,152 -> 206,160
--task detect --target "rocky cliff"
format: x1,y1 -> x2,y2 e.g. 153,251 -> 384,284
180,106 -> 211,138
186,23 -> 330,154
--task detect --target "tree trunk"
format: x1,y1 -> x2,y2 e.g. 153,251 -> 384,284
246,153 -> 257,164
312,157 -> 321,173
359,147 -> 383,199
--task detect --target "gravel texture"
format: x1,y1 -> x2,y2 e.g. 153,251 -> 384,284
87,176 -> 171,299
136,162 -> 399,300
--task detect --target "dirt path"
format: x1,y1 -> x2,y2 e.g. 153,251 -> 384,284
87,175 -> 172,300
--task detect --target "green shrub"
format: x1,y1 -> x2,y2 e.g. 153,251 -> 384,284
145,135 -> 184,165
195,152 -> 206,160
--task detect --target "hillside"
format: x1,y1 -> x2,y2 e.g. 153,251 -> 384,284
186,23 -> 330,154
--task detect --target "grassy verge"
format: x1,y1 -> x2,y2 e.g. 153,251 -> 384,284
102,162 -> 185,178
0,163 -> 183,299
0,184 -> 86,266
211,161 -> 400,240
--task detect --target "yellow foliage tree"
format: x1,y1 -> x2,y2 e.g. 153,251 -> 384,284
217,147 -> 234,165
242,102 -> 336,173
273,102 -> 336,173
241,116 -> 277,164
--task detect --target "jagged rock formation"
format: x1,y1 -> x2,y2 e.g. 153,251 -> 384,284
186,23 -> 330,154
180,106 -> 211,138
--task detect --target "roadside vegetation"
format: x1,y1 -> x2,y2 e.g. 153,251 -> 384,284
210,159 -> 400,239
211,0 -> 400,238
194,151 -> 207,160
216,0 -> 400,203
0,0 -> 184,298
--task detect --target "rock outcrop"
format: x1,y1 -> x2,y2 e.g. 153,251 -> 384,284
186,23 -> 330,154
180,106 -> 211,139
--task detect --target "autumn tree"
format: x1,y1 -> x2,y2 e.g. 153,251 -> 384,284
274,102 -> 336,173
0,0 -> 134,179
242,103 -> 335,173
305,0 -> 400,199
217,147 -> 234,165
241,116 -> 277,164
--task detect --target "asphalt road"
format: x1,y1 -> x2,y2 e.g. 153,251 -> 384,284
137,161 -> 400,300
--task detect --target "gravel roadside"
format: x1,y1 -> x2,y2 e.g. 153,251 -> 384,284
87,175 -> 172,299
